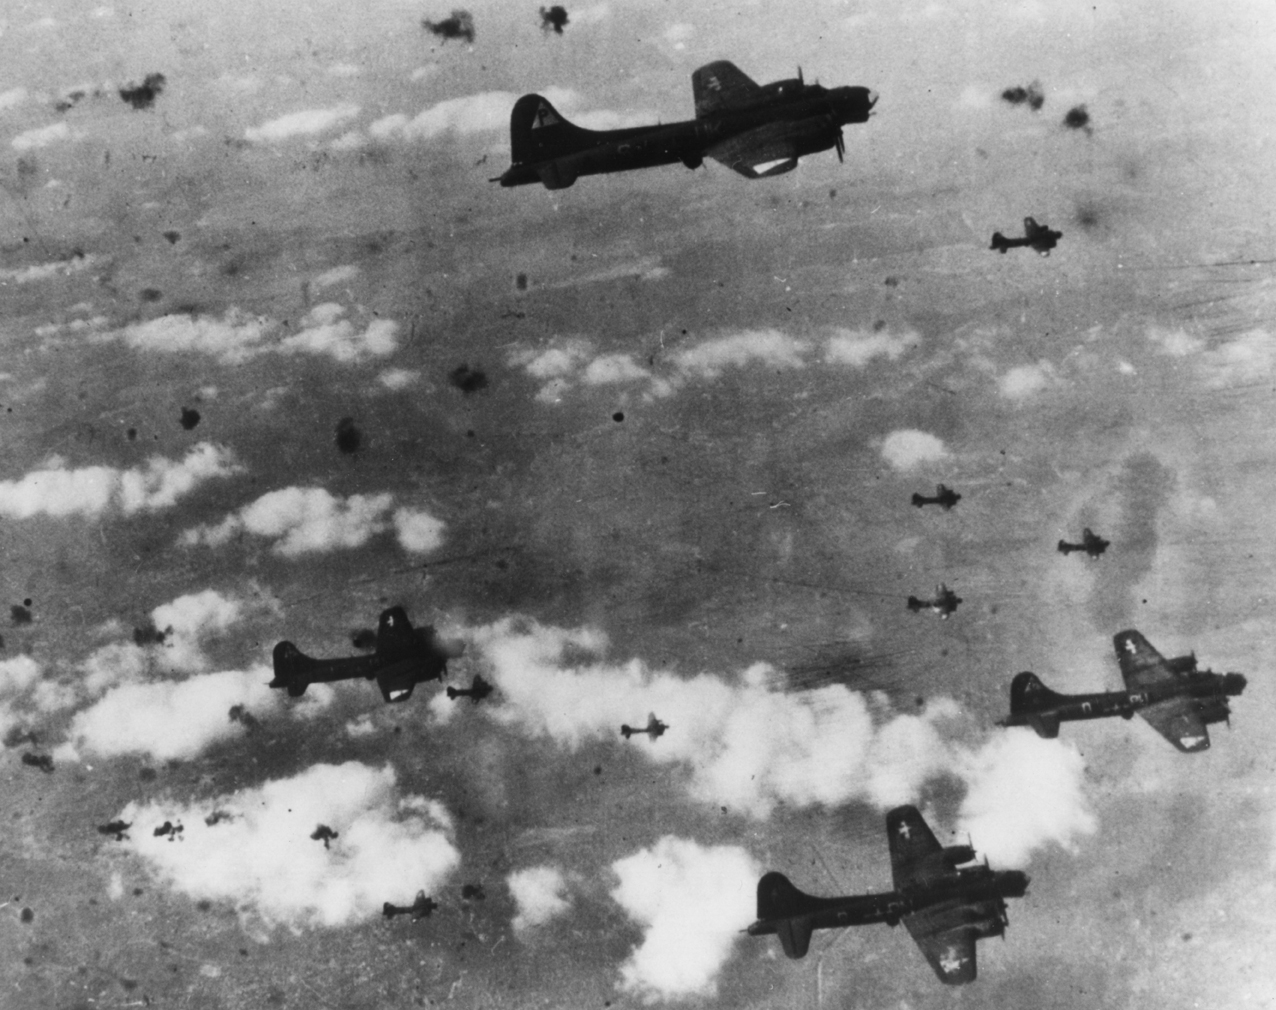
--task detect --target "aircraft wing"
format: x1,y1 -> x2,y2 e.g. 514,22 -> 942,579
887,806 -> 944,891
1137,696 -> 1211,752
692,61 -> 762,117
902,915 -> 978,984
705,128 -> 797,179
1114,630 -> 1174,690
376,658 -> 421,703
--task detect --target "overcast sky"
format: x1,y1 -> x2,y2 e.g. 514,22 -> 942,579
2,1 -> 1276,1008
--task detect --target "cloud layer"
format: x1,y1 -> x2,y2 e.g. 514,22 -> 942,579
0,444 -> 240,519
117,763 -> 460,928
611,837 -> 758,1001
182,487 -> 444,557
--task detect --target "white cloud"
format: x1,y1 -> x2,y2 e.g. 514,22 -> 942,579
182,487 -> 445,558
824,327 -> 921,367
393,507 -> 446,553
80,641 -> 147,694
378,368 -> 420,390
57,666 -> 280,762
1198,329 -> 1276,388
879,429 -> 950,470
999,360 -> 1058,400
1147,326 -> 1204,357
0,444 -> 241,519
278,303 -> 398,362
517,342 -> 592,379
508,865 -> 570,933
12,122 -> 72,151
1,254 -> 102,285
611,837 -> 757,1001
114,763 -> 460,929
0,656 -> 41,695
121,309 -> 274,363
582,353 -> 651,385
670,330 -> 809,380
150,590 -> 243,672
245,103 -> 360,143
312,265 -> 359,290
0,87 -> 28,113
956,729 -> 1097,866
468,619 -> 956,817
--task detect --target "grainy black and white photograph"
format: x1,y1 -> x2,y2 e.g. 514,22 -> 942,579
2,1 -> 1274,1007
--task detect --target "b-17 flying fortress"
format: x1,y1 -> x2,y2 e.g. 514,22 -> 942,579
270,607 -> 465,704
990,217 -> 1062,255
1000,631 -> 1247,752
907,584 -> 962,619
620,713 -> 668,740
911,483 -> 961,510
493,60 -> 876,189
1057,527 -> 1110,558
748,806 -> 1028,984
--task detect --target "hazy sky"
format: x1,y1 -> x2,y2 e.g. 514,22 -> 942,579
2,1 -> 1276,1008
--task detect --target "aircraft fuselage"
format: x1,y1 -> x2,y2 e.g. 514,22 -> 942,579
747,868 -> 1029,939
1001,667 -> 1246,731
495,85 -> 875,188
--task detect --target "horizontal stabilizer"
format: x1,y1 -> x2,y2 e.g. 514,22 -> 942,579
1028,712 -> 1060,738
777,916 -> 815,959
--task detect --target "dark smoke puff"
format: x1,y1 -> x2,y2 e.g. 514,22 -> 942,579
1001,81 -> 1044,111
1063,105 -> 1092,133
334,417 -> 362,453
540,6 -> 569,33
119,73 -> 166,111
423,10 -> 475,43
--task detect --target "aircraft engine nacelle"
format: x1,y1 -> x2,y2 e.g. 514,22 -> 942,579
1197,697 -> 1231,725
942,845 -> 976,867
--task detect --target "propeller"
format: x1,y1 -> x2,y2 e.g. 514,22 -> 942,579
798,65 -> 804,86
834,130 -> 844,162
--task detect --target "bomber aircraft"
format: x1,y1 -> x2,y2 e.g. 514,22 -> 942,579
447,674 -> 494,704
1057,527 -> 1109,558
990,217 -> 1062,255
270,607 -> 465,704
620,713 -> 668,740
492,60 -> 876,189
383,891 -> 438,921
907,584 -> 962,619
747,805 -> 1028,984
998,630 -> 1247,752
911,484 -> 961,510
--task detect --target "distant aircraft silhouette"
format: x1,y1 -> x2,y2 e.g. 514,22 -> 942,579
911,484 -> 961,510
271,607 -> 465,704
447,674 -> 494,704
907,584 -> 962,619
1057,528 -> 1109,558
310,825 -> 338,849
383,891 -> 438,921
97,820 -> 131,840
621,713 -> 668,740
990,217 -> 1062,256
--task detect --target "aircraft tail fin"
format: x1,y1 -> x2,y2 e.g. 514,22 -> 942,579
1008,672 -> 1064,737
375,607 -> 415,662
509,93 -> 598,167
990,232 -> 1009,253
1008,671 -> 1060,713
270,641 -> 314,697
620,724 -> 634,738
756,873 -> 820,958
911,493 -> 926,507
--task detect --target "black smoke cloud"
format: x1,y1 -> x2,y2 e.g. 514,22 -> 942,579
540,6 -> 569,34
1063,104 -> 1092,134
1001,80 -> 1045,111
423,9 -> 475,43
119,74 -> 166,111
